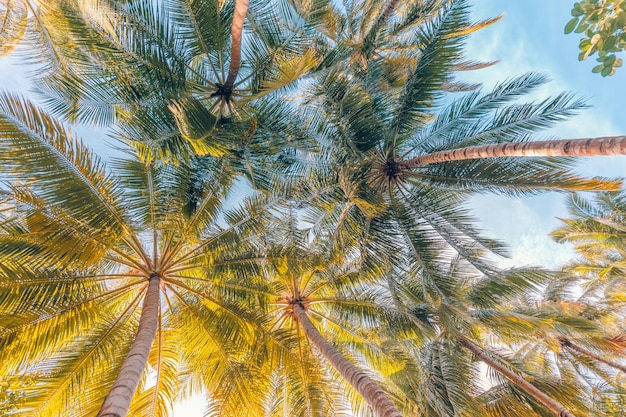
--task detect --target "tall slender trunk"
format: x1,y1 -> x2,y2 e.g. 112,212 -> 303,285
457,336 -> 576,417
401,136 -> 626,168
374,0 -> 401,29
293,303 -> 403,417
224,0 -> 249,89
97,273 -> 161,417
361,0 -> 400,56
293,304 -> 402,417
561,338 -> 626,373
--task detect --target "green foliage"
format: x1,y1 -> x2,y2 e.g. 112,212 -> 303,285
552,191 -> 626,309
1,0 -> 625,416
0,0 -> 27,58
0,93 -> 295,416
566,0 -> 626,76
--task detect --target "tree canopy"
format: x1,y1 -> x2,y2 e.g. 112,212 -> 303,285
0,1 -> 626,416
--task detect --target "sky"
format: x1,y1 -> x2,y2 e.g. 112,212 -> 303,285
0,1 -> 625,415
463,0 -> 626,270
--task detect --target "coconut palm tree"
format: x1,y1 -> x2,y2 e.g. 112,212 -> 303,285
293,2 -> 622,307
552,192 -> 626,308
4,0 -> 318,171
252,221 -> 407,417
487,294 -> 626,416
549,192 -> 626,370
289,0 -> 626,174
0,91 -> 288,417
379,256 -> 596,417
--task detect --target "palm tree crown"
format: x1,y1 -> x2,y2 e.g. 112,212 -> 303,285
0,92 -> 286,416
1,1 -> 626,416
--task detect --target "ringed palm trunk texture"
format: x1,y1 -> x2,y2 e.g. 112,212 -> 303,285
562,338 -> 626,373
457,336 -> 576,417
224,0 -> 249,88
401,136 -> 626,168
293,303 -> 403,417
97,273 -> 161,417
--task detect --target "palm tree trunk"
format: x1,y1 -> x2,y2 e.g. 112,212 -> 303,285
375,0 -> 401,28
457,336 -> 576,417
401,136 -> 626,168
224,0 -> 249,89
97,273 -> 161,417
292,303 -> 403,417
362,0 -> 400,55
561,338 -> 626,373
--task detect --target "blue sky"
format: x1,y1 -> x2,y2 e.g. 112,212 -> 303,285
463,1 -> 626,269
1,1 -> 625,415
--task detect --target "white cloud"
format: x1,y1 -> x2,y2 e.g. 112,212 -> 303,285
470,194 -> 574,268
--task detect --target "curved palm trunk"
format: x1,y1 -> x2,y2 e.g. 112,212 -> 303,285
293,303 -> 403,417
457,336 -> 576,417
97,273 -> 161,417
224,0 -> 249,89
561,338 -> 626,373
401,136 -> 626,168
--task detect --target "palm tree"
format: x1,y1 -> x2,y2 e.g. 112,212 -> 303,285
290,0 -> 625,169
492,296 -> 626,416
0,92 -> 284,416
5,0 -> 318,170
552,192 -> 626,307
256,223 -> 406,417
456,337 -> 576,417
293,2 -> 621,308
290,306 -> 402,417
381,258 -> 595,417
286,3 -> 626,411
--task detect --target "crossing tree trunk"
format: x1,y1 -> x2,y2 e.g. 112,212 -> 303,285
224,0 -> 249,89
